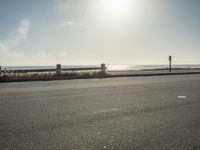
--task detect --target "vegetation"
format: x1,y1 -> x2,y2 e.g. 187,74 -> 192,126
0,70 -> 107,82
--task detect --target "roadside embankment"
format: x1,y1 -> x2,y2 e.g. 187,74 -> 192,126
1,69 -> 200,83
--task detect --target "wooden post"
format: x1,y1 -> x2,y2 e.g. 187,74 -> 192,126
101,63 -> 106,72
56,64 -> 62,74
169,56 -> 172,72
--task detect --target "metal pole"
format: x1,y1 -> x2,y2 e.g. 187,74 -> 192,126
169,56 -> 172,72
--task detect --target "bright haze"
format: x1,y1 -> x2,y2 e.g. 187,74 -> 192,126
0,0 -> 200,66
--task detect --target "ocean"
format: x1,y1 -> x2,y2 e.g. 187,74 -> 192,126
1,64 -> 200,71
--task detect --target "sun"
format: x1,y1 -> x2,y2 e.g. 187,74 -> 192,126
103,0 -> 131,18
97,0 -> 139,22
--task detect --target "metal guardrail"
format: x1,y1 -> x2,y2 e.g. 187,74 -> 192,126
1,69 -> 56,73
63,67 -> 102,71
0,68 -> 101,73
0,64 -> 106,74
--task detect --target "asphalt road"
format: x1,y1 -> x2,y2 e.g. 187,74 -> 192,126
1,75 -> 200,150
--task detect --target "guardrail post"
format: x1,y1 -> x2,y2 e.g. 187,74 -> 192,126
101,63 -> 106,72
169,56 -> 172,72
56,64 -> 62,75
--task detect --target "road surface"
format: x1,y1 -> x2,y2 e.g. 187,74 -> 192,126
0,74 -> 200,150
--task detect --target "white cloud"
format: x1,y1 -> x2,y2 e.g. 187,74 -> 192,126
0,19 -> 31,63
54,0 -> 84,28
56,21 -> 84,28
0,19 -> 31,50
17,19 -> 31,38
0,41 -> 6,52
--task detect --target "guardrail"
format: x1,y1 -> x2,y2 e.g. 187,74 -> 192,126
0,64 -> 107,74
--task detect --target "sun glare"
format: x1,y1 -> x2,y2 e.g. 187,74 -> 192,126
97,0 -> 139,22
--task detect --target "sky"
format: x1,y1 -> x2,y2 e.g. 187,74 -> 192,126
0,0 -> 200,66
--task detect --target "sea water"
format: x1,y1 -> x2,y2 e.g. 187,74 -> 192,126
2,64 -> 200,71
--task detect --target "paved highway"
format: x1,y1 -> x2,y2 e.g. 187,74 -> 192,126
0,75 -> 200,150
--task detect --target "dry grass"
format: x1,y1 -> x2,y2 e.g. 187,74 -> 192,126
0,70 -> 107,82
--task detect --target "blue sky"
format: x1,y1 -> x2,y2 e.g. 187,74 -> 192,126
0,0 -> 200,66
